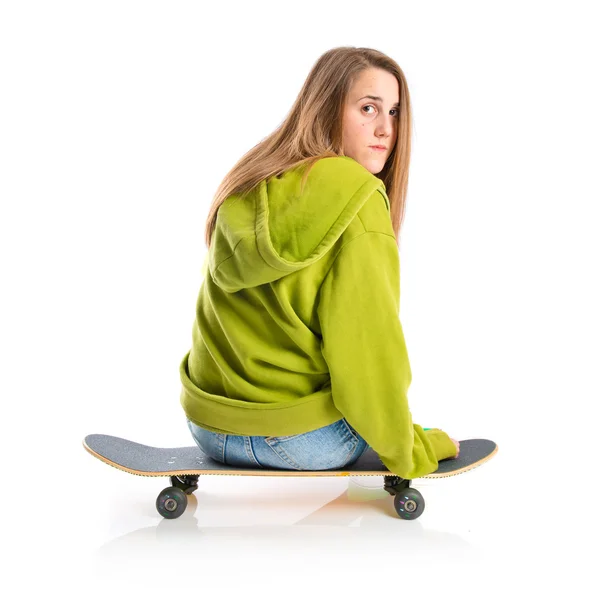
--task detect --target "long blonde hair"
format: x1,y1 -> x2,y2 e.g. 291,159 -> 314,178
204,46 -> 413,249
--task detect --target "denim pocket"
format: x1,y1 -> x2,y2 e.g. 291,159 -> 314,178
264,418 -> 359,470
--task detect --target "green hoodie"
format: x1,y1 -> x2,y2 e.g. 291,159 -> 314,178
179,155 -> 457,478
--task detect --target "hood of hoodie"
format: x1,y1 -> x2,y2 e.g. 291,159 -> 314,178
207,156 -> 390,293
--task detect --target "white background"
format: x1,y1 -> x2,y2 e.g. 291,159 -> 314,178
1,1 -> 598,597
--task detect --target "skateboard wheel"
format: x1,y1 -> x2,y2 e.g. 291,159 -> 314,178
156,487 -> 188,519
393,488 -> 425,520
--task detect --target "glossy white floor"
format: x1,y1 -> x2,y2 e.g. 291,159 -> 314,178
23,433 -> 592,600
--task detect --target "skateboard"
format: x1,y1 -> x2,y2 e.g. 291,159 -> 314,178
83,434 -> 497,521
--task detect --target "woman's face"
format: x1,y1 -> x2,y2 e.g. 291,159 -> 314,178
341,67 -> 400,174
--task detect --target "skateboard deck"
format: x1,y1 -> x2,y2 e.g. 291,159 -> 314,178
83,434 -> 497,520
83,434 -> 496,478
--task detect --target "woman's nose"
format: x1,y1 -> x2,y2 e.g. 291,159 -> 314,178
376,115 -> 394,135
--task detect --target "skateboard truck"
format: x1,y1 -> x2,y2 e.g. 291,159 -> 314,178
169,475 -> 199,494
383,475 -> 410,495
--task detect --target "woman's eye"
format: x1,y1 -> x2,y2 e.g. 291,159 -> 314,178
363,105 -> 399,118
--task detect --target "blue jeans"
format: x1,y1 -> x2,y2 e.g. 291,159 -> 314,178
186,417 -> 371,471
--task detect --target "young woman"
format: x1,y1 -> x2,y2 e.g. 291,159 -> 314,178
179,46 -> 460,479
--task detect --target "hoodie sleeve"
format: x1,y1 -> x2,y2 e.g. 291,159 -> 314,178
316,231 -> 457,479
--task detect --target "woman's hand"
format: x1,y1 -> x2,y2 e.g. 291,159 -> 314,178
449,438 -> 460,459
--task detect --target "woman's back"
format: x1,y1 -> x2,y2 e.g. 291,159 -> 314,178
179,156 -> 457,479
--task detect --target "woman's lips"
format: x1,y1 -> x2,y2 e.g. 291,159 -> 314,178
369,146 -> 386,152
